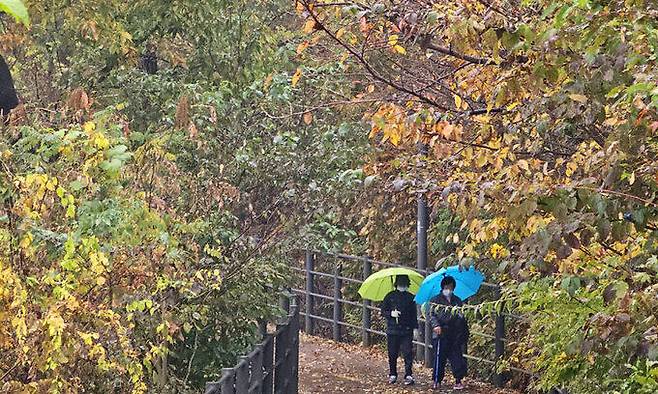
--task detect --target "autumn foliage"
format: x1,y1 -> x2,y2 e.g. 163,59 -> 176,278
295,0 -> 658,392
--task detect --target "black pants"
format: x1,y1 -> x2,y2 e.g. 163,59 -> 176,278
387,333 -> 413,377
433,337 -> 467,384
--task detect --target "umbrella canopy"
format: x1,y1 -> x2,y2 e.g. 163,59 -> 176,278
414,265 -> 485,305
358,267 -> 424,301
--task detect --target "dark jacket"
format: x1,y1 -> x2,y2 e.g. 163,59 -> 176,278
380,290 -> 418,335
429,293 -> 469,343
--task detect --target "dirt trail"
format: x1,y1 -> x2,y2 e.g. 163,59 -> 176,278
299,334 -> 518,394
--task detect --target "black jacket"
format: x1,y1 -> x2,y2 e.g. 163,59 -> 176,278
429,293 -> 469,343
381,290 -> 418,335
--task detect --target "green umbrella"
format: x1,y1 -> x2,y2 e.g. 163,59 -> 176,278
358,267 -> 424,302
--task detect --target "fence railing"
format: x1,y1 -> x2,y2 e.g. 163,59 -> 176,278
204,295 -> 300,394
291,250 -> 532,387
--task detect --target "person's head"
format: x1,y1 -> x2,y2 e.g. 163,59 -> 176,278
441,275 -> 456,297
395,275 -> 410,291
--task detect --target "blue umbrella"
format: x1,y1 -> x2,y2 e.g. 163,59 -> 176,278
414,265 -> 485,305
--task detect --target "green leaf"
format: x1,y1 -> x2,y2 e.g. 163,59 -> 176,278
0,0 -> 30,26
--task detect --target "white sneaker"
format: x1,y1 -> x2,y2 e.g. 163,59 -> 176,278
404,376 -> 415,385
388,375 -> 397,384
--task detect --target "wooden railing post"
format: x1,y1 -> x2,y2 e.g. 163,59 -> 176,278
305,250 -> 315,335
494,285 -> 506,387
333,261 -> 343,342
362,259 -> 371,346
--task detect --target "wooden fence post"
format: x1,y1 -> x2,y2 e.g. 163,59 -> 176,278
333,261 -> 343,342
262,335 -> 274,394
305,250 -> 315,335
290,301 -> 300,393
235,357 -> 249,393
251,345 -> 264,392
494,285 -> 506,387
220,368 -> 235,394
362,259 -> 372,346
274,321 -> 288,394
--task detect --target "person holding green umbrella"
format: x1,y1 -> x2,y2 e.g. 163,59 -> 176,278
380,274 -> 418,386
358,267 -> 423,385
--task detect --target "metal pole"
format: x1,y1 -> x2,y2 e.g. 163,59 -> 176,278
424,306 -> 433,367
494,285 -> 506,387
305,250 -> 315,335
417,142 -> 430,365
333,261 -> 343,342
362,259 -> 372,346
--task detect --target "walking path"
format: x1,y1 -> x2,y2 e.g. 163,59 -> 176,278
298,334 -> 518,394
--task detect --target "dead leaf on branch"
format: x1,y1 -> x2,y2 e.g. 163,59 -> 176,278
174,95 -> 190,129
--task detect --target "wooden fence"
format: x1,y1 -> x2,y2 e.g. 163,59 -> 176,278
291,250 -> 533,387
204,295 -> 300,394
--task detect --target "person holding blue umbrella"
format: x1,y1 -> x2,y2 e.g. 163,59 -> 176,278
429,275 -> 469,390
415,264 -> 483,390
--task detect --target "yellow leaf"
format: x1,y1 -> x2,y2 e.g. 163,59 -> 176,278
476,154 -> 488,168
629,171 -> 636,185
388,35 -> 399,46
94,133 -> 110,149
454,95 -> 462,110
566,162 -> 578,177
569,94 -> 588,103
394,45 -> 406,54
296,41 -> 309,54
506,102 -> 520,111
303,19 -> 315,34
389,128 -> 401,146
19,232 -> 33,249
336,28 -> 346,39
83,121 -> 95,133
291,68 -> 302,87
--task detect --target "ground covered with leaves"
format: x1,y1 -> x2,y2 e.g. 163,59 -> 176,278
299,334 -> 518,394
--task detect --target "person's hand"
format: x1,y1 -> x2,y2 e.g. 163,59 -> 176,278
391,310 -> 401,318
433,326 -> 442,335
